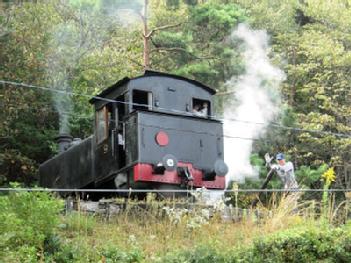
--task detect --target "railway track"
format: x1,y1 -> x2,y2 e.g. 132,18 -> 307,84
65,194 -> 267,223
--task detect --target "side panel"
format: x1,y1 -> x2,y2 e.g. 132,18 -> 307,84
39,136 -> 94,188
94,133 -> 119,183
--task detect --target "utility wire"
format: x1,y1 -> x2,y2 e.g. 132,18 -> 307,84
8,107 -> 94,120
0,187 -> 350,193
137,123 -> 258,141
4,104 -> 349,140
1,79 -> 350,138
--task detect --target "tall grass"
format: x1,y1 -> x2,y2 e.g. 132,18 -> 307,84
1,190 -> 349,262
56,192 -> 351,262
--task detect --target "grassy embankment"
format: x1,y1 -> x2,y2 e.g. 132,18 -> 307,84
1,189 -> 351,262
1,190 -> 351,262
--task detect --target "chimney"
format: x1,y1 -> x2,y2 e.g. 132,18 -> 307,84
56,134 -> 73,153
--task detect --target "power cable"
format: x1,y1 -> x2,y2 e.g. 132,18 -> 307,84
9,107 -> 94,120
6,105 -> 347,140
137,123 -> 258,141
0,187 -> 350,193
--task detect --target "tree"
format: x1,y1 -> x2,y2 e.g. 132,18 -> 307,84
149,1 -> 247,88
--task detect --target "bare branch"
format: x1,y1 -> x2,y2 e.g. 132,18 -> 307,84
146,23 -> 182,38
216,90 -> 235,96
150,46 -> 216,60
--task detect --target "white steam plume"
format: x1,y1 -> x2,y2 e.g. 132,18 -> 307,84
46,1 -> 125,134
224,24 -> 285,186
47,21 -> 80,134
114,1 -> 145,27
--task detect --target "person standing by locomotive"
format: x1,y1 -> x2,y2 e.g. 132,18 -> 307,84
271,153 -> 299,190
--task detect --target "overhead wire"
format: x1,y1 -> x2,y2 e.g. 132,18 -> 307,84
0,187 -> 350,193
1,79 -> 350,139
136,122 -> 258,141
3,104 -> 94,120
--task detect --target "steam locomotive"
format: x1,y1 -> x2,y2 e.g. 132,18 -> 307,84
39,71 -> 228,194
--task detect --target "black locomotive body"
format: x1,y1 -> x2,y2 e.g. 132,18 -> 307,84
39,71 -> 228,191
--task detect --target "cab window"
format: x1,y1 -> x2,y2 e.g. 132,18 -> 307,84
96,106 -> 108,144
192,98 -> 210,117
132,90 -> 152,111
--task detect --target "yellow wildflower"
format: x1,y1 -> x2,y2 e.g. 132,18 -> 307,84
321,167 -> 336,185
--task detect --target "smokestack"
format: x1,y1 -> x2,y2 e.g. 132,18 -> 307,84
56,134 -> 73,153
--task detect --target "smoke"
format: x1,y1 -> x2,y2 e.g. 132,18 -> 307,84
224,24 -> 285,185
46,0 -> 148,134
111,0 -> 145,27
47,22 -> 79,134
47,0 -> 131,134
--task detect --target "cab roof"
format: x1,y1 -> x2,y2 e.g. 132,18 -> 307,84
89,70 -> 216,104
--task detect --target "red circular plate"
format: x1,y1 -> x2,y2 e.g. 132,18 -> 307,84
155,131 -> 169,146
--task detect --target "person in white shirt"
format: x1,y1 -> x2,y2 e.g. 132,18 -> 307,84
271,153 -> 299,190
192,104 -> 202,116
192,102 -> 208,117
200,102 -> 208,116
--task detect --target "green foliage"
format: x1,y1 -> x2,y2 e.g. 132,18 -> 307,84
161,245 -> 228,263
63,211 -> 96,234
191,2 -> 246,39
0,191 -> 63,261
243,226 -> 351,262
295,163 -> 328,188
152,31 -> 188,49
250,153 -> 265,168
44,241 -> 144,262
161,224 -> 351,262
0,149 -> 38,186
100,246 -> 144,263
233,0 -> 299,34
150,1 -> 247,87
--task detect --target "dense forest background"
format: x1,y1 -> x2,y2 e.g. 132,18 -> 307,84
0,0 -> 350,188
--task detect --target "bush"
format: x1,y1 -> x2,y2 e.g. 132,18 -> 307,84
46,242 -> 144,263
161,246 -> 229,263
0,190 -> 63,261
100,246 -> 144,263
160,224 -> 351,263
0,150 -> 38,186
243,225 -> 351,263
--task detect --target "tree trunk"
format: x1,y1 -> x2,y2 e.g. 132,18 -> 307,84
289,46 -> 297,106
143,0 -> 150,70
